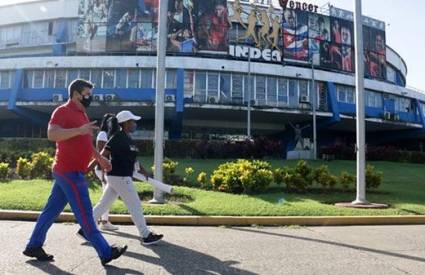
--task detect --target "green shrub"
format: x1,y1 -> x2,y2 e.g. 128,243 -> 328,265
273,168 -> 285,185
16,157 -> 33,179
30,152 -> 54,179
366,165 -> 383,189
197,171 -> 213,190
338,171 -> 356,190
210,159 -> 273,194
313,165 -> 337,190
281,161 -> 314,192
0,162 -> 10,181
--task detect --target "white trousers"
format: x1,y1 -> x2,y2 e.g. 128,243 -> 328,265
92,175 -> 150,238
94,169 -> 109,221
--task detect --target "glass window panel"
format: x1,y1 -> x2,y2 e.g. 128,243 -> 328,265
207,72 -> 219,99
116,69 -> 127,88
184,70 -> 194,98
103,69 -> 115,88
244,75 -> 254,103
299,80 -> 309,98
33,70 -> 44,88
232,74 -> 243,104
0,71 -> 10,89
141,69 -> 153,88
24,70 -> 34,88
67,69 -> 79,86
128,69 -> 139,88
256,75 -> 266,105
90,69 -> 102,88
278,78 -> 288,106
267,77 -> 277,105
288,79 -> 298,107
220,73 -> 231,103
79,69 -> 90,81
194,71 -> 206,102
55,69 -> 66,88
166,70 -> 176,89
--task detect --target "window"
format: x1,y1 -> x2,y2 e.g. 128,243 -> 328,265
33,70 -> 44,88
337,87 -> 347,102
184,70 -> 194,98
232,74 -> 243,104
24,70 -> 34,88
141,69 -> 153,88
220,73 -> 231,103
299,80 -> 309,101
103,69 -> 115,88
277,78 -> 288,106
366,90 -> 382,108
266,77 -> 277,106
55,70 -> 66,88
116,69 -> 127,88
244,75 -> 254,103
79,69 -> 90,81
0,71 -> 10,89
128,69 -> 139,88
166,70 -> 176,89
90,69 -> 102,88
194,71 -> 206,102
288,79 -> 298,107
67,69 -> 79,86
207,72 -> 219,101
256,76 -> 266,105
395,97 -> 411,112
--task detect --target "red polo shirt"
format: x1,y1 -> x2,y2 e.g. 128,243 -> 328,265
49,100 -> 93,173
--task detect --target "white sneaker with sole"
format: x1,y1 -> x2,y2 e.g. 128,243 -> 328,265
100,221 -> 119,231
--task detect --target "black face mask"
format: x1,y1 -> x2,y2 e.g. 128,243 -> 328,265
79,94 -> 93,108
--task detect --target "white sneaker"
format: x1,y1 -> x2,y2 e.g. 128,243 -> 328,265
100,221 -> 119,231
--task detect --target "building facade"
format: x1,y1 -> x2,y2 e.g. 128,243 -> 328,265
0,0 -> 423,154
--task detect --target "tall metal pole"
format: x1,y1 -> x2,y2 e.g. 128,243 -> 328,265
247,47 -> 252,138
151,0 -> 168,204
311,61 -> 317,160
353,0 -> 368,204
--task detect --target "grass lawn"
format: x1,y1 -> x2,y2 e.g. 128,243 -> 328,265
0,159 -> 425,216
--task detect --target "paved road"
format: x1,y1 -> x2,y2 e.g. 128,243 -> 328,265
1,220 -> 425,274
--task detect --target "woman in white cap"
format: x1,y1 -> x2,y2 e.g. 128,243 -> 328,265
79,110 -> 163,245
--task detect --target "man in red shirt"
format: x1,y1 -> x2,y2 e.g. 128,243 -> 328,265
23,79 -> 127,266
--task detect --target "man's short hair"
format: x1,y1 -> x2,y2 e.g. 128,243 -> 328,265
68,79 -> 94,98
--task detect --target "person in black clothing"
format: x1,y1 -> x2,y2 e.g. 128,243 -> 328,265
80,110 -> 163,245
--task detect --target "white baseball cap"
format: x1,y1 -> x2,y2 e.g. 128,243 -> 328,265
116,110 -> 141,123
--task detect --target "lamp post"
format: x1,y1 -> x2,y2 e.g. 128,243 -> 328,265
151,0 -> 168,204
247,46 -> 252,139
353,0 -> 368,204
311,60 -> 317,160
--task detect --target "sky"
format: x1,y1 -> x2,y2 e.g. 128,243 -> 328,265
1,0 -> 424,91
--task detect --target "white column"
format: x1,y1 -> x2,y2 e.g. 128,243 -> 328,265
151,0 -> 169,204
353,0 -> 368,204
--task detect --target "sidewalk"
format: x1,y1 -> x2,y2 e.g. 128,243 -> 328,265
2,220 -> 425,274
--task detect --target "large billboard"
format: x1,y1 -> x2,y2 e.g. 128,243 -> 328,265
76,1 -> 387,80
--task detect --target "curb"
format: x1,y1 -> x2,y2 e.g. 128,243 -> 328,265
2,210 -> 425,226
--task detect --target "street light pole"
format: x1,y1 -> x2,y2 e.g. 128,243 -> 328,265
151,0 -> 168,204
311,60 -> 317,160
247,47 -> 252,139
353,0 -> 368,204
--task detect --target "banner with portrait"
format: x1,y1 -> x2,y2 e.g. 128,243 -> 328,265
76,0 -> 109,52
282,10 -> 308,61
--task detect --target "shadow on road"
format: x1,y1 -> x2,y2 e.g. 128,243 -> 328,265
231,227 -> 425,263
26,260 -> 74,275
104,230 -> 257,274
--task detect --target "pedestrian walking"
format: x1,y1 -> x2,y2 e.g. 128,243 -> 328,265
23,79 -> 127,266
